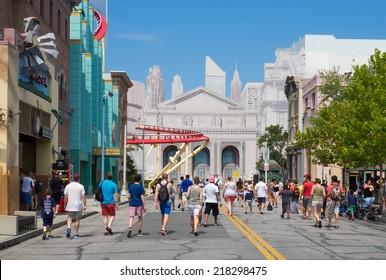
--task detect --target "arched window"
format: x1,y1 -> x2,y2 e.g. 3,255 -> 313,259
193,147 -> 210,167
222,146 -> 239,168
163,146 -> 179,180
222,150 -> 235,165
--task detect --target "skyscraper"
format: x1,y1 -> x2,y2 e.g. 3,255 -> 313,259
241,82 -> 263,111
171,74 -> 184,99
231,65 -> 242,103
145,65 -> 164,109
205,56 -> 226,96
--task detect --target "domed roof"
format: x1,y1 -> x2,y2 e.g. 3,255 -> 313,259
258,159 -> 280,171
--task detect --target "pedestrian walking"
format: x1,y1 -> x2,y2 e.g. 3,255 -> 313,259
301,174 -> 313,220
244,185 -> 254,214
181,175 -> 193,211
254,177 -> 268,214
326,175 -> 344,229
187,177 -> 203,236
223,176 -> 237,216
20,171 -> 34,211
127,174 -> 147,238
311,178 -> 325,228
236,178 -> 245,207
63,173 -> 86,239
290,180 -> 300,214
279,184 -> 292,219
203,176 -> 222,226
169,180 -> 177,210
40,188 -> 56,240
347,190 -> 357,221
154,173 -> 172,235
100,172 -> 119,235
177,176 -> 184,209
49,171 -> 64,214
31,172 -> 41,211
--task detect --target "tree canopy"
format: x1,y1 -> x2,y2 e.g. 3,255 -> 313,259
257,124 -> 288,172
294,49 -> 386,169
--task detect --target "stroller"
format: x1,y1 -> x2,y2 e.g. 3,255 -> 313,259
356,196 -> 382,221
339,195 -> 350,217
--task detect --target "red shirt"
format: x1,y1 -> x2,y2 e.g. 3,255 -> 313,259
302,181 -> 314,197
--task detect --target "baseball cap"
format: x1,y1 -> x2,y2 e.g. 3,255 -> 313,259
209,176 -> 215,183
73,173 -> 80,180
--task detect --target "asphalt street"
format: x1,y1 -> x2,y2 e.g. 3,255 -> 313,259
0,194 -> 385,260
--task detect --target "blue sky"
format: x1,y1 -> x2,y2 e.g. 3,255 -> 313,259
91,0 -> 386,100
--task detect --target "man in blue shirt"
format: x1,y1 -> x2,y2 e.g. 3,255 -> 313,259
181,174 -> 193,211
127,174 -> 147,238
100,172 -> 119,235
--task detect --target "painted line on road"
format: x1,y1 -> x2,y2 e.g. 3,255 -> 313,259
220,207 -> 286,260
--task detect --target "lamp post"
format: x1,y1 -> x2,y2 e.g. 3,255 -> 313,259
121,124 -> 128,200
101,90 -> 114,181
300,106 -> 311,182
262,142 -> 269,184
142,125 -> 145,187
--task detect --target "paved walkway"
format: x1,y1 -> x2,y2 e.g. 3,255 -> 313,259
1,193 -> 385,251
0,195 -> 127,249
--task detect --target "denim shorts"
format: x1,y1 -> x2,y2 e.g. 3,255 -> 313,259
159,201 -> 171,215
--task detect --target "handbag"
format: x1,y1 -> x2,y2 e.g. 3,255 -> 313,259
94,181 -> 104,202
267,202 -> 273,211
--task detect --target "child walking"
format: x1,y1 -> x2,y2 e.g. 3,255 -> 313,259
347,190 -> 357,221
40,188 -> 56,240
244,185 -> 254,214
280,184 -> 293,219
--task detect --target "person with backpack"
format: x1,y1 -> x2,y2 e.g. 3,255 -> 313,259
326,175 -> 344,228
154,173 -> 172,235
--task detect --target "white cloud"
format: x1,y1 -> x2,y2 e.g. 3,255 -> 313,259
112,33 -> 156,42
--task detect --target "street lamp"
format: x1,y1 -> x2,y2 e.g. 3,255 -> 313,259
300,106 -> 311,182
262,142 -> 269,184
101,90 -> 114,181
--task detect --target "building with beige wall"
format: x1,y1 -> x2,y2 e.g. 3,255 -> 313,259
0,28 -> 59,215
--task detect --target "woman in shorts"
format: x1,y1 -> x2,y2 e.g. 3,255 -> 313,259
223,176 -> 237,216
187,177 -> 203,236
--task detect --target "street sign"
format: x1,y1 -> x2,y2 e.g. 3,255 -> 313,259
264,163 -> 269,171
51,109 -> 64,125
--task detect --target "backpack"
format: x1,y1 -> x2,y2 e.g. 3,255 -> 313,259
158,182 -> 170,203
330,184 -> 341,201
94,181 -> 104,202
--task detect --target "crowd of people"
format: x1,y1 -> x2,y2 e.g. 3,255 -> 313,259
32,170 -> 385,241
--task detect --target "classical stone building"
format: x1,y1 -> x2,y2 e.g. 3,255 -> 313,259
131,85 -> 261,182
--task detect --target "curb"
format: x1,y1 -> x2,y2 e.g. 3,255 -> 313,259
0,210 -> 99,250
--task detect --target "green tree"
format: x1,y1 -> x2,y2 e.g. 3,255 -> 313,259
126,154 -> 138,184
257,125 -> 288,172
295,49 -> 386,171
